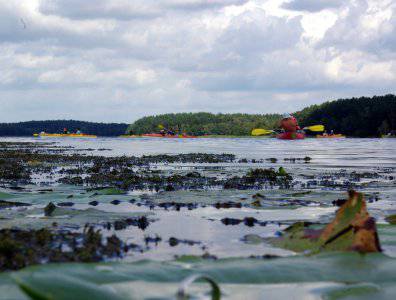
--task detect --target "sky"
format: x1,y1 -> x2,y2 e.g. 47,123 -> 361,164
0,0 -> 395,123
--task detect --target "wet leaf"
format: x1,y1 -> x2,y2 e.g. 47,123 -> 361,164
269,191 -> 381,253
13,272 -> 124,300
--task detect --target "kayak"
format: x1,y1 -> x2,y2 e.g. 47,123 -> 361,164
34,133 -> 97,138
276,132 -> 305,140
142,133 -> 197,139
316,134 -> 345,139
119,135 -> 141,138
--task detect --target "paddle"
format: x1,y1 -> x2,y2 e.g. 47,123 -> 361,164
303,125 -> 324,132
252,124 -> 324,136
251,129 -> 274,136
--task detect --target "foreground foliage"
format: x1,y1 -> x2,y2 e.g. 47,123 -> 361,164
269,191 -> 381,253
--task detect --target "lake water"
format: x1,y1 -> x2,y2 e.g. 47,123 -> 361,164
5,136 -> 396,164
1,137 -> 396,299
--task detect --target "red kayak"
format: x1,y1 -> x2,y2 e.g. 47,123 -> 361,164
276,132 -> 305,140
142,133 -> 197,139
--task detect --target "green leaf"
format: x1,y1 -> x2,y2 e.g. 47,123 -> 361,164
93,188 -> 126,195
12,272 -> 124,300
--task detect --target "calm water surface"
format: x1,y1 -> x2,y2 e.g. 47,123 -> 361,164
4,136 -> 396,164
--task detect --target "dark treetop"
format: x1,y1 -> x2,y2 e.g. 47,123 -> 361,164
0,120 -> 128,137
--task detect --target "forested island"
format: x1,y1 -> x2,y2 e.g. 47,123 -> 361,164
0,120 -> 128,137
127,95 -> 396,137
127,113 -> 281,136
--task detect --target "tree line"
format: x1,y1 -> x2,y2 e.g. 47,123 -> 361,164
127,95 -> 396,137
1,95 -> 394,137
0,120 -> 128,137
296,94 -> 396,137
127,112 -> 281,136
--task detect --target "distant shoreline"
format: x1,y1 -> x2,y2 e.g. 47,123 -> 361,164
0,95 -> 395,138
0,120 -> 128,137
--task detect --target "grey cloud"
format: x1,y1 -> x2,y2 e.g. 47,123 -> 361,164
39,0 -> 249,20
39,0 -> 160,20
186,11 -> 309,91
163,0 -> 248,11
217,12 -> 302,55
282,0 -> 344,12
165,11 -> 304,74
0,4 -> 127,51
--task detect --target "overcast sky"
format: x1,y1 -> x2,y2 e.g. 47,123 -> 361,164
0,0 -> 395,123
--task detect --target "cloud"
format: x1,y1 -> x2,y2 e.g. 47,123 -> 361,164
0,0 -> 395,123
39,0 -> 249,20
319,0 -> 396,54
163,0 -> 249,11
39,0 -> 159,20
282,0 -> 344,12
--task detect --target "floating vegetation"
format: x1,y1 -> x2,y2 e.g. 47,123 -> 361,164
224,167 -> 293,189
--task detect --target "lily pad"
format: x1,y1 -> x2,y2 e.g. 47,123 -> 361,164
13,272 -> 124,300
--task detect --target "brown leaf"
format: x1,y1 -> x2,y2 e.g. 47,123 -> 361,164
320,190 -> 381,253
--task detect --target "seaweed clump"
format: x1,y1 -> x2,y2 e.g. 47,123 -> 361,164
0,227 -> 130,271
224,167 -> 293,189
0,158 -> 30,182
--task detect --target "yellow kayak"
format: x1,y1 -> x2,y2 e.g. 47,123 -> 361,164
316,134 -> 345,139
119,135 -> 141,138
34,133 -> 97,138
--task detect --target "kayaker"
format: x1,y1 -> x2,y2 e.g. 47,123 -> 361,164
76,128 -> 82,134
279,113 -> 300,133
63,128 -> 69,134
